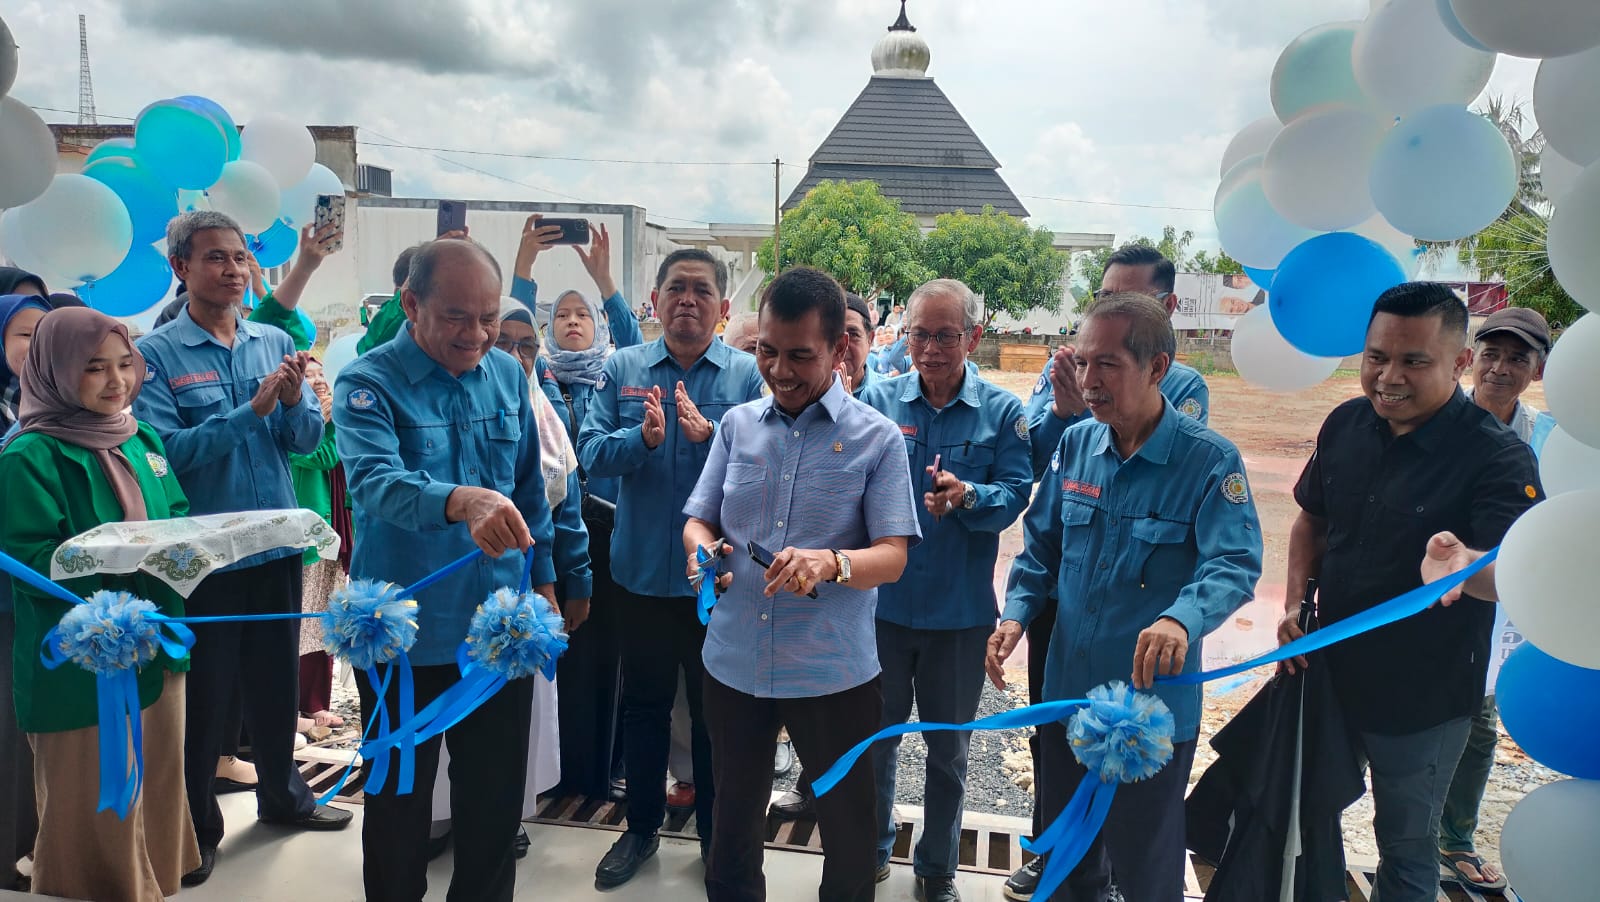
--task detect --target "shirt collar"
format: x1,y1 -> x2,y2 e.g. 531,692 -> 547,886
393,323 -> 480,385
175,303 -> 256,348
644,335 -> 732,371
1388,389 -> 1469,453
896,364 -> 982,409
1091,399 -> 1180,465
759,375 -> 848,424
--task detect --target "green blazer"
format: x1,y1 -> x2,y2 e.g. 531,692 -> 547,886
0,423 -> 191,733
289,420 -> 339,565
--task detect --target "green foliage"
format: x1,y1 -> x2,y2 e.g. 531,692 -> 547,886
921,206 -> 1068,325
1459,214 -> 1585,329
1190,250 -> 1244,275
756,180 -> 930,301
1187,351 -> 1219,375
1074,226 -> 1209,291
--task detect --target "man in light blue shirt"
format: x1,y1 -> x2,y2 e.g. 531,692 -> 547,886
989,294 -> 1262,902
858,279 -> 1033,902
684,267 -> 920,901
135,212 -> 346,885
333,238 -> 557,901
579,249 -> 765,887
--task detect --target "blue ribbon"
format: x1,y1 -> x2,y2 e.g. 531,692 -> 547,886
695,545 -> 718,625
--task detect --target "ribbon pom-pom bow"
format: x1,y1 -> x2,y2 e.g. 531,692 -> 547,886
466,588 -> 569,681
1069,680 -> 1176,783
324,579 -> 419,670
50,590 -> 162,676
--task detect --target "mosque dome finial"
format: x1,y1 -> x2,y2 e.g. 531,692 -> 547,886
871,1 -> 930,78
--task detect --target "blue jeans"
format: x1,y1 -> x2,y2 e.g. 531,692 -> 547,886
872,620 -> 991,878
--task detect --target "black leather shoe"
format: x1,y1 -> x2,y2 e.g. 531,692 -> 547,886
876,863 -> 891,883
259,803 -> 353,830
426,827 -> 451,861
773,739 -> 795,777
181,847 -> 217,887
1003,857 -> 1043,900
595,832 -> 658,888
513,826 -> 530,859
768,788 -> 815,820
915,875 -> 961,902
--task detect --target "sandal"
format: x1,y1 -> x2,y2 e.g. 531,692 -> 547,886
1440,850 -> 1507,892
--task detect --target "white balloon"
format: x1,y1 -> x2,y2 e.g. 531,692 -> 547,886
176,188 -> 212,214
1220,117 -> 1282,179
277,163 -> 345,229
1351,214 -> 1422,277
0,96 -> 58,209
1449,0 -> 1600,59
9,175 -> 132,284
322,333 -> 363,385
1354,0 -> 1495,116
1271,22 -> 1372,123
1230,305 -> 1342,392
1498,488 -> 1600,669
0,16 -> 16,100
1215,158 -> 1320,271
1541,148 -> 1585,207
1369,104 -> 1517,242
1542,314 -> 1600,445
1502,780 -> 1600,902
240,113 -> 316,188
1547,166 -> 1600,314
1535,47 -> 1600,167
1540,426 -> 1600,496
206,160 -> 282,235
1263,108 -> 1385,231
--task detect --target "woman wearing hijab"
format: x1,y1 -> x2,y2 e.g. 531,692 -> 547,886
428,299 -> 591,857
0,308 -> 201,901
1,294 -> 51,436
0,267 -> 48,300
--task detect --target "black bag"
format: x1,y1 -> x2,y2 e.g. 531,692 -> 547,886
562,387 -> 615,532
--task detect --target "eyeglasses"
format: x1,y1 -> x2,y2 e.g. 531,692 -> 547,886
1092,289 -> 1172,301
495,337 -> 539,359
905,330 -> 966,348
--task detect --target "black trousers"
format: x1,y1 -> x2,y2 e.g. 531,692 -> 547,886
356,664 -> 533,902
703,673 -> 882,902
1025,597 -> 1057,839
618,593 -> 714,839
182,557 -> 315,849
1038,719 -> 1197,902
556,514 -> 624,797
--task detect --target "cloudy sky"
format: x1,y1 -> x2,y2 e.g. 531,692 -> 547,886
8,0 -> 1539,256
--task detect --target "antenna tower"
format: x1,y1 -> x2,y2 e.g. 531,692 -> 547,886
78,14 -> 97,125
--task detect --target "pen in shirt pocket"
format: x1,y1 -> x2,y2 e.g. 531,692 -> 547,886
930,453 -> 942,521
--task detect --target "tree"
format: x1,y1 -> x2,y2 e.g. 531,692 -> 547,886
1074,226 -> 1202,292
1190,250 -> 1244,275
1459,214 -> 1584,329
756,180 -> 930,301
920,206 -> 1068,326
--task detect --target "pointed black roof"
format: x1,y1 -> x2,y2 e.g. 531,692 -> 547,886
784,76 -> 1028,218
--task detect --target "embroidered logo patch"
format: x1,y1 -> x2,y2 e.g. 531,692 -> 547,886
347,388 -> 377,411
1033,372 -> 1048,396
1050,447 -> 1060,472
1222,472 -> 1249,504
595,372 -> 608,391
145,453 -> 169,478
1014,416 -> 1029,441
144,363 -> 156,384
1062,479 -> 1102,499
1179,398 -> 1203,420
899,424 -> 918,437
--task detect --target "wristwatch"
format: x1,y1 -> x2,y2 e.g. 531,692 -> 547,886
960,483 -> 977,510
831,550 -> 852,584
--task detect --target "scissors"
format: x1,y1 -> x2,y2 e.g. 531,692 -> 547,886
689,538 -> 730,595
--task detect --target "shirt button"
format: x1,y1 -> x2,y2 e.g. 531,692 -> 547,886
792,430 -> 801,438
760,613 -> 769,621
1368,495 -> 1376,503
1098,561 -> 1109,570
469,467 -> 477,475
784,474 -> 792,481
1077,650 -> 1087,659
461,423 -> 470,432
776,520 -> 784,528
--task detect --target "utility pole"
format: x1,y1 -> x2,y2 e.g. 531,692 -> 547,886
773,158 -> 782,273
77,15 -> 97,125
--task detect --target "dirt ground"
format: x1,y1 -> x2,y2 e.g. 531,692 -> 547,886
981,364 -> 1556,866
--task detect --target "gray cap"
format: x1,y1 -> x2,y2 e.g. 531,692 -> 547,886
1475,307 -> 1552,354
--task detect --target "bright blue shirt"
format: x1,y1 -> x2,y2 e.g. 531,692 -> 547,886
872,337 -> 911,375
1003,402 -> 1263,740
851,365 -> 879,399
134,306 -> 323,571
331,325 -> 557,666
859,369 -> 1033,630
685,378 -> 922,698
1024,358 -> 1209,478
578,337 -> 765,598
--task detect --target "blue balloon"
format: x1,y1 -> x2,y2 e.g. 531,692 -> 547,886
85,138 -> 139,168
134,99 -> 229,190
173,95 -> 241,161
1497,643 -> 1600,780
297,310 -> 317,346
247,219 -> 298,269
1268,233 -> 1406,358
78,243 -> 174,317
82,159 -> 179,247
1242,265 -> 1275,289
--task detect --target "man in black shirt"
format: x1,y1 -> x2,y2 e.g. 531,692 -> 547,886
1278,283 -> 1541,902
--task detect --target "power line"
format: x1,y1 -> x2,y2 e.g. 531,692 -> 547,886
1020,193 -> 1213,214
357,140 -> 773,168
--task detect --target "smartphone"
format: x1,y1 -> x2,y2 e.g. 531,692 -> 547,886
313,194 -> 346,254
436,200 -> 467,236
747,541 -> 819,599
540,217 -> 590,246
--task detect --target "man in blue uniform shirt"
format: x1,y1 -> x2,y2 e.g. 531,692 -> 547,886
1006,244 -> 1209,899
579,249 -> 766,887
989,293 -> 1263,902
135,211 -> 350,888
858,279 -> 1033,902
333,238 -> 558,902
685,267 -> 921,902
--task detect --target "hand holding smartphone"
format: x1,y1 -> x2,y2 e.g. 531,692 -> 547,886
747,541 -> 819,599
313,194 -> 346,253
436,200 -> 468,237
539,218 -> 591,246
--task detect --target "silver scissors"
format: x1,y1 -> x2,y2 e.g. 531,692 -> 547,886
689,538 -> 730,594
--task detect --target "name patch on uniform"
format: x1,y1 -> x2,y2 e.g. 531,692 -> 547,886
347,388 -> 377,411
144,363 -> 157,384
145,453 -> 169,478
899,424 -> 918,437
1014,416 -> 1029,441
1062,479 -> 1102,499
1222,472 -> 1249,504
1179,398 -> 1203,420
619,386 -> 652,399
169,370 -> 220,390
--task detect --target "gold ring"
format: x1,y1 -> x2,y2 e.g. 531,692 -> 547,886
797,576 -> 808,591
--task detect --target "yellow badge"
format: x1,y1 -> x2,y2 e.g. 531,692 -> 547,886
833,442 -> 843,453
1525,484 -> 1537,499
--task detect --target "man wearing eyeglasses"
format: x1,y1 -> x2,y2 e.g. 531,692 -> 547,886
858,279 -> 1033,902
1006,243 -> 1210,899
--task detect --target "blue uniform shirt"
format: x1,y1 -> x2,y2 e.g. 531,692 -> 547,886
851,365 -> 879,399
134,306 -> 323,571
685,378 -> 922,698
1025,358 -> 1209,478
509,274 -> 643,352
332,325 -> 556,666
1003,401 -> 1263,740
578,337 -> 765,598
859,369 -> 1033,631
